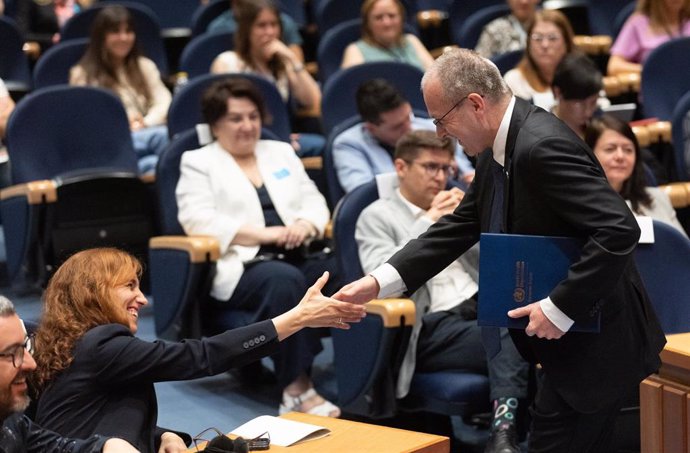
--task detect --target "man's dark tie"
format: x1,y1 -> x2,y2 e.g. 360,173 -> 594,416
482,158 -> 505,360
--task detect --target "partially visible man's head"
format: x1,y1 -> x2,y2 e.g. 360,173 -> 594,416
552,53 -> 602,135
356,79 -> 413,147
394,130 -> 455,209
0,297 -> 35,421
421,48 -> 510,155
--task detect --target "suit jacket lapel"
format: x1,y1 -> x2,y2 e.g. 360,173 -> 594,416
502,98 -> 533,232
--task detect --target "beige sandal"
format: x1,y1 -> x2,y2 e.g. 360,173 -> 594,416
279,388 -> 341,418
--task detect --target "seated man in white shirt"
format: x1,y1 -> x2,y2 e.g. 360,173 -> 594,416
333,79 -> 475,195
355,130 -> 529,453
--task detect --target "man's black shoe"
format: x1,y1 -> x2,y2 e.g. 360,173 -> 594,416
484,426 -> 520,453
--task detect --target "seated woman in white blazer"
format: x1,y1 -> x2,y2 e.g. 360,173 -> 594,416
176,78 -> 339,417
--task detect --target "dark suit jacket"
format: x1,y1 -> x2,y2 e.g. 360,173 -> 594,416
387,98 -> 666,412
34,321 -> 279,453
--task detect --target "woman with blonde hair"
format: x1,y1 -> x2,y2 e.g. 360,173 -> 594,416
503,9 -> 576,108
341,0 -> 434,70
608,0 -> 690,75
31,248 -> 365,453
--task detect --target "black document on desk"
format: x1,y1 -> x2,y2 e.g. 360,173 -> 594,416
478,233 -> 600,332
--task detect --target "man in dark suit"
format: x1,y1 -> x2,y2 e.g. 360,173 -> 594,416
334,48 -> 666,453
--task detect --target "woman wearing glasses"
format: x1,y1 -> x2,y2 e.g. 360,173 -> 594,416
503,9 -> 576,109
30,248 -> 365,453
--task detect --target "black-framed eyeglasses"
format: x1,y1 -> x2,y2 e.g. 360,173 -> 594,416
406,160 -> 457,178
0,333 -> 35,368
432,95 -> 469,127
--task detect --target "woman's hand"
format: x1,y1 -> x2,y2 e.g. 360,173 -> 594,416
262,39 -> 297,66
129,113 -> 145,131
158,432 -> 188,453
277,220 -> 315,250
272,272 -> 367,341
102,438 -> 140,453
295,272 -> 367,329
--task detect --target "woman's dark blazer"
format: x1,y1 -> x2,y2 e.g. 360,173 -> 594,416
34,321 -> 279,453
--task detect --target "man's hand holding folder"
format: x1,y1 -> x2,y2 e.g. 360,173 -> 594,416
508,302 -> 565,340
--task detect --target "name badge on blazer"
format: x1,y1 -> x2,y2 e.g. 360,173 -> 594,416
273,168 -> 290,180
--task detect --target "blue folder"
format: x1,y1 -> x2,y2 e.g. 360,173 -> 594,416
478,233 -> 600,332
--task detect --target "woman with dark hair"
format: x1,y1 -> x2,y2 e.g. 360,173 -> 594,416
70,5 -> 171,174
211,0 -> 318,111
31,248 -> 365,453
503,9 -> 576,109
585,114 -> 687,236
340,0 -> 433,70
176,77 -> 343,419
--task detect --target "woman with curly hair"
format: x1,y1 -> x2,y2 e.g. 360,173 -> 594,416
31,248 -> 365,453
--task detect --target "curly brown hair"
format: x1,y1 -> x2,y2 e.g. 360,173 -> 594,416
31,248 -> 142,394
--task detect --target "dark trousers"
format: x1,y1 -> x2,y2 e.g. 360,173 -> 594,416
528,374 -> 627,453
415,304 -> 529,401
223,256 -> 337,388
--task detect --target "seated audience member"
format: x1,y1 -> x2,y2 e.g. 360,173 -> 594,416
551,53 -> 604,139
31,249 -> 365,452
333,79 -> 474,194
585,114 -> 687,237
608,0 -> 690,76
340,0 -> 434,71
176,78 -> 343,418
356,130 -> 529,453
0,296 -> 141,453
503,9 -> 575,109
211,0 -> 322,156
475,0 -> 540,59
207,0 -> 304,62
69,5 -> 171,174
14,0 -> 93,48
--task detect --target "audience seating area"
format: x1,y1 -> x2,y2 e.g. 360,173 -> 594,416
1,1 -> 690,451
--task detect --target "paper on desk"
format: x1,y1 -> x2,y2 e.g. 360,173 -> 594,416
230,415 -> 331,447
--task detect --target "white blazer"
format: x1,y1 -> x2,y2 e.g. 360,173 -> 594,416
176,140 -> 330,300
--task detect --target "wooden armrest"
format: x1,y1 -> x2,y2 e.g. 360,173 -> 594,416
632,125 -> 651,148
149,235 -> 221,263
22,41 -> 41,60
645,121 -> 672,144
0,180 -> 57,204
323,220 -> 333,240
305,61 -> 318,78
574,35 -> 612,55
430,45 -> 457,59
139,173 -> 156,184
301,156 -> 322,170
659,183 -> 690,209
416,9 -> 448,29
365,298 -> 415,327
603,76 -> 622,98
616,72 -> 641,93
295,104 -> 322,118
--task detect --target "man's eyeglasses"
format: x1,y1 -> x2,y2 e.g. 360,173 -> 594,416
432,95 -> 469,127
531,33 -> 562,44
0,333 -> 35,368
408,161 -> 457,178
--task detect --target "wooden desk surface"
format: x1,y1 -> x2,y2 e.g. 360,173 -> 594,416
187,412 -> 449,453
660,332 -> 690,371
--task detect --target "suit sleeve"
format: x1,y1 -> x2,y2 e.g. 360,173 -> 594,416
79,321 -> 279,387
9,414 -> 109,453
526,135 -> 640,321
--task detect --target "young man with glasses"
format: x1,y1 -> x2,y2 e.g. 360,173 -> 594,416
355,130 -> 529,453
336,48 -> 665,453
332,78 -> 475,195
0,296 -> 140,453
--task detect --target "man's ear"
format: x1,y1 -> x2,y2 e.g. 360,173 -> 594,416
394,157 -> 407,176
